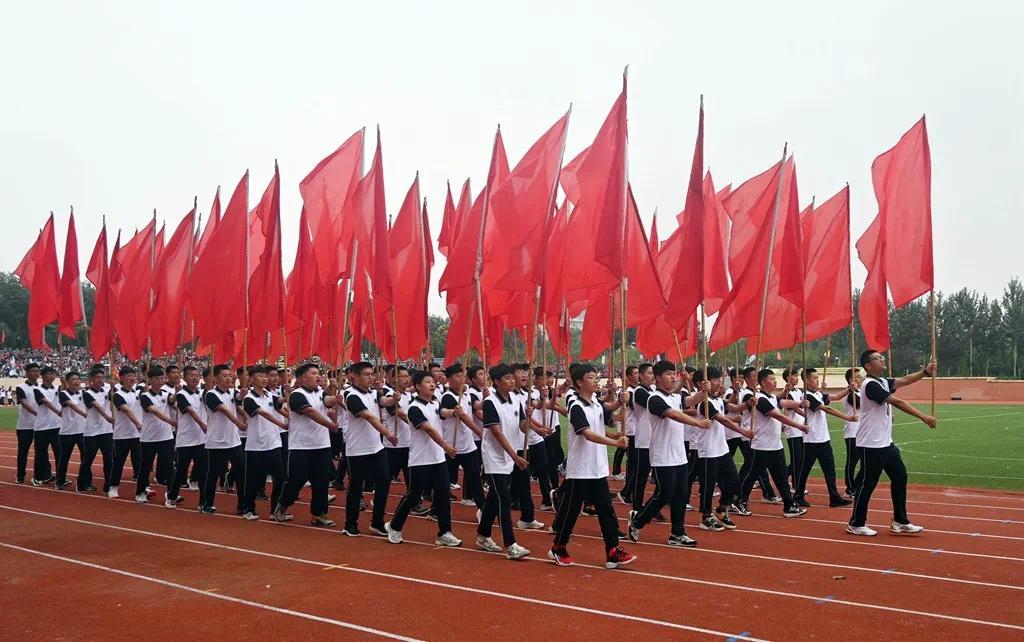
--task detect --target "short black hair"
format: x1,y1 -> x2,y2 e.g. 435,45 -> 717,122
65,370 -> 81,380
569,363 -> 597,387
705,365 -> 722,380
88,365 -> 106,377
385,364 -> 397,377
276,367 -> 288,375
430,363 -> 444,372
845,367 -> 859,383
741,366 -> 757,377
25,362 -> 41,371
147,366 -> 166,378
512,363 -> 530,373
394,366 -> 409,377
249,365 -> 270,377
489,364 -> 515,382
213,364 -> 232,377
727,367 -> 737,379
653,360 -> 676,378
638,362 -> 653,375
860,350 -> 879,367
445,363 -> 464,378
166,364 -> 181,374
626,365 -> 638,378
350,361 -> 373,376
412,370 -> 433,387
801,367 -> 817,381
532,366 -> 552,378
40,366 -> 57,376
782,367 -> 799,379
295,362 -> 320,378
757,368 -> 775,385
119,366 -> 137,377
684,365 -> 696,375
201,367 -> 212,378
183,365 -> 199,376
467,365 -> 484,381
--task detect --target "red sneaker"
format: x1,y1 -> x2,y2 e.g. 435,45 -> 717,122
547,546 -> 575,567
605,546 -> 636,569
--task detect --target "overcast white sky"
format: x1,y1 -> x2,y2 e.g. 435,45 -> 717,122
3,1 -> 1021,315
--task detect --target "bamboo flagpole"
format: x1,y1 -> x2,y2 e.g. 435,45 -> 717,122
929,290 -> 937,418
701,304 -> 709,417
617,67 -> 630,436
241,170 -> 251,388
339,241 -> 359,369
146,209 -> 156,376
751,143 -> 789,437
822,335 -> 831,387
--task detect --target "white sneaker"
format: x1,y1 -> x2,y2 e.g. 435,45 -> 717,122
476,535 -> 502,552
243,511 -> 260,521
476,509 -> 482,524
435,532 -> 462,547
134,493 -> 148,504
187,481 -> 200,491
506,543 -> 531,560
516,519 -> 545,530
890,521 -> 925,534
458,498 -> 477,507
384,521 -> 403,544
611,473 -> 625,481
164,498 -> 177,509
449,483 -> 462,490
266,475 -> 273,483
846,524 -> 878,537
107,486 -> 119,498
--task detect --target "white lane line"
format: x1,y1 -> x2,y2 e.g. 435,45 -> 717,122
0,502 -> 763,641
2,502 -> 1021,635
0,542 -> 423,641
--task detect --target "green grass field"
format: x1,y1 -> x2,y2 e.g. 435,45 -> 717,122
3,403 -> 1021,490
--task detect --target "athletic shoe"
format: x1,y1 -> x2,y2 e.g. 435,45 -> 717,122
734,501 -> 752,516
517,519 -> 545,530
134,493 -> 148,504
145,488 -> 155,498
627,510 -> 640,542
255,492 -> 269,501
368,524 -> 387,536
435,532 -> 462,547
426,510 -> 439,522
890,521 -> 925,534
187,481 -> 200,491
713,509 -> 737,530
458,498 -> 477,507
794,498 -> 812,508
476,535 -> 502,552
761,496 -> 783,505
198,505 -> 217,515
843,490 -> 856,499
449,482 -> 462,490
616,492 -> 631,505
829,497 -> 854,508
43,475 -> 56,484
107,486 -> 119,498
475,509 -> 482,524
30,478 -> 44,487
164,498 -> 178,509
611,473 -> 625,481
652,511 -> 667,523
55,481 -> 72,490
304,481 -> 311,488
846,524 -> 877,537
581,506 -> 597,516
699,515 -> 725,532
713,489 -> 720,497
539,503 -> 554,512
327,494 -> 337,504
548,546 -> 575,567
235,508 -> 246,516
481,481 -> 490,494
265,475 -> 273,483
243,511 -> 259,521
270,509 -> 292,522
310,514 -> 336,528
16,476 -> 25,484
549,489 -> 558,506
782,507 -> 807,518
384,521 -> 403,544
506,543 -> 531,560
341,525 -> 361,537
604,546 -> 636,569
410,504 -> 431,517
667,534 -> 698,548
685,503 -> 694,511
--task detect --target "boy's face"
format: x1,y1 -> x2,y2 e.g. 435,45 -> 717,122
639,367 -> 654,386
805,372 -> 820,390
167,370 -> 181,387
656,369 -> 677,390
26,367 -> 40,382
864,352 -> 885,376
396,369 -> 411,389
472,371 -> 487,388
495,373 -> 516,393
761,374 -> 777,392
417,375 -> 436,398
744,373 -> 757,388
90,373 -> 105,389
122,373 -> 137,387
42,371 -> 56,385
709,376 -> 723,396
185,370 -> 200,388
626,370 -> 639,385
252,371 -> 268,389
216,370 -> 233,389
149,374 -> 166,390
268,371 -> 280,388
514,369 -> 529,389
66,375 -> 81,391
578,371 -> 599,395
449,371 -> 466,389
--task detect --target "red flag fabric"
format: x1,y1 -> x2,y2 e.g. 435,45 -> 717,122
190,171 -> 249,352
874,117 -> 933,307
196,188 -> 221,258
57,209 -> 84,338
110,220 -> 156,359
86,225 -> 113,359
802,185 -> 852,342
285,207 -> 319,343
438,182 -> 458,258
648,210 -> 659,258
389,175 -> 431,359
856,215 -> 890,351
14,215 -> 60,349
149,208 -> 195,357
246,164 -> 285,356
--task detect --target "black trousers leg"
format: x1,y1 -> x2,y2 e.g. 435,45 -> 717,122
763,449 -> 794,510
630,448 -> 651,513
16,430 -> 34,481
276,448 -> 309,513
850,445 -> 891,527
431,462 -> 452,535
457,450 -> 485,508
544,433 -> 564,491
110,438 -> 138,488
56,434 -> 84,486
590,477 -> 620,550
716,454 -> 740,509
787,436 -> 803,487
511,455 -> 535,522
884,445 -> 910,524
128,440 -> 139,480
88,435 -> 113,492
390,464 -> 431,532
636,464 -> 681,531
478,473 -> 516,547
136,441 -> 159,496
367,449 -> 390,528
81,435 -> 100,491
33,429 -> 59,481
699,455 -> 719,514
844,437 -> 863,495
307,447 -> 334,517
612,446 -> 626,476
551,478 -> 585,546
528,442 -> 551,505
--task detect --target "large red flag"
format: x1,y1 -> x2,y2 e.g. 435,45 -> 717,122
57,209 -> 84,339
246,163 -> 285,354
14,214 -> 60,349
389,175 -> 431,359
438,182 -> 458,258
149,208 -> 195,357
110,220 -> 156,359
856,215 -> 890,351
195,188 -> 221,257
190,172 -> 249,352
874,117 -> 933,307
648,210 -> 659,258
802,186 -> 852,342
86,223 -> 113,359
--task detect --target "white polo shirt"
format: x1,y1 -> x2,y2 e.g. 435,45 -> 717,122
646,388 -> 689,467
440,388 -> 477,455
632,385 -> 654,449
112,386 -> 143,440
15,382 -> 39,430
58,390 -> 86,436
738,388 -> 755,442
843,393 -> 861,439
565,394 -> 612,479
243,390 -> 283,451
803,390 -> 832,444
406,396 -> 445,466
467,386 -> 485,440
288,386 -> 332,451
857,376 -> 896,449
625,385 -> 639,437
174,386 -> 207,447
511,388 -> 532,451
783,388 -> 805,439
752,392 -> 784,451
270,386 -> 289,434
481,390 -> 525,475
33,385 -> 61,431
82,385 -> 114,437
140,390 -> 175,442
527,387 -> 555,447
203,387 -> 242,449
697,397 -> 729,459
382,387 -> 412,449
343,386 -> 385,456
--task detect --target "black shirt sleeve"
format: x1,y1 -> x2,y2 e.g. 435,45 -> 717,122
632,387 -> 651,410
647,395 -> 671,418
140,394 -> 155,411
204,391 -> 223,412
291,391 -> 313,414
58,391 -> 71,406
34,389 -> 46,404
807,394 -> 824,412
704,402 -> 720,420
440,394 -> 458,411
175,393 -> 190,413
569,404 -> 590,434
602,406 -> 614,426
16,387 -> 27,402
113,392 -> 129,409
847,394 -> 861,410
243,397 -> 260,417
756,397 -> 776,416
345,393 -> 368,417
407,405 -> 429,429
482,399 -> 500,427
273,396 -> 284,411
864,380 -> 893,405
82,391 -> 96,408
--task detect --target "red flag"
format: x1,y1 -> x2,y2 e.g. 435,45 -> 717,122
874,117 -> 933,306
389,175 -> 431,359
14,214 -> 60,349
190,171 -> 249,351
195,188 -> 221,257
110,220 -> 156,359
149,208 -> 195,357
857,215 -> 890,351
86,225 -> 113,359
246,163 -> 285,351
802,186 -> 852,342
438,182 -> 458,258
58,209 -> 84,338
648,210 -> 659,257
286,207 -> 319,339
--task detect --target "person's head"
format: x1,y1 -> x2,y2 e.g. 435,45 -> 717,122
147,365 -> 166,390
267,368 -> 280,389
212,364 -> 233,389
348,361 -> 374,390
64,371 -> 81,391
412,370 -> 436,399
625,365 -> 639,386
653,360 -> 677,390
638,363 -> 654,386
119,366 -> 138,388
294,363 -> 322,389
845,367 -> 863,386
532,366 -> 552,387
201,367 -> 214,388
861,350 -> 885,377
166,364 -> 181,387
88,365 -> 106,389
801,367 -> 819,390
430,364 -> 446,386
384,364 -> 397,386
183,365 -> 200,389
742,366 -> 757,387
728,367 -> 742,388
40,366 -> 57,385
489,364 -> 516,393
512,363 -> 530,389
248,365 -> 269,389
695,365 -> 724,395
446,363 -> 466,390
680,365 -> 696,387
394,366 -> 411,390
468,365 -> 487,389
277,367 -> 292,387
782,367 -> 800,386
757,368 -> 776,392
25,362 -> 40,382
570,363 -> 600,395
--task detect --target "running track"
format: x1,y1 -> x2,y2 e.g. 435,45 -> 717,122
1,431 -> 1022,640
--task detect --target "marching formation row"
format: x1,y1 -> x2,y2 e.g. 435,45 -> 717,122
13,350 -> 936,568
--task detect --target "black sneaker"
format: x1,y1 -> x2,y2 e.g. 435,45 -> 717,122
830,497 -> 854,507
626,510 -> 640,542
311,514 -> 336,528
255,492 -> 269,501
83,485 -> 98,492
782,506 -> 807,518
410,504 -> 431,517
699,515 -> 725,532
652,511 -> 667,522
16,476 -> 25,484
198,505 -> 217,514
734,501 -> 752,516
714,508 -> 737,529
582,505 -> 597,516
794,498 -> 812,508
342,525 -> 361,537
43,475 -> 56,484
55,481 -> 72,490
667,533 -> 698,547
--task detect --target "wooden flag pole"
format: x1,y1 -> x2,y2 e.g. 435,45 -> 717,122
822,335 -> 831,388
672,328 -> 685,365
929,289 -> 937,419
524,284 -> 543,454
473,126 -> 502,371
390,306 -> 401,440
801,309 -> 809,426
701,303 -> 709,417
751,143 -> 789,438
619,279 -> 629,436
339,240 -> 359,368
462,295 -> 476,370
608,290 -> 616,384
